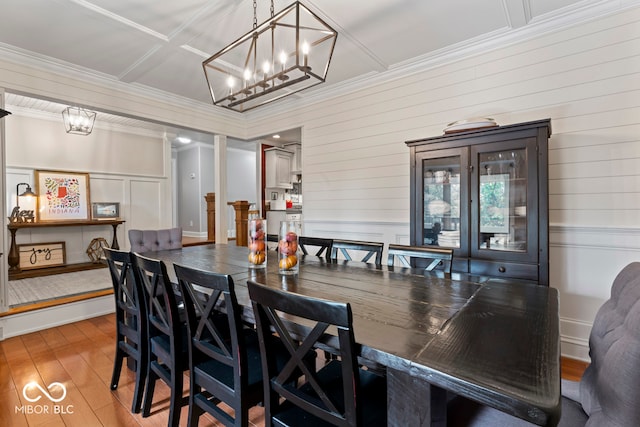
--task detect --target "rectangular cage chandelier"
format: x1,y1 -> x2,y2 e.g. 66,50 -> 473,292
203,1 -> 337,113
62,106 -> 96,135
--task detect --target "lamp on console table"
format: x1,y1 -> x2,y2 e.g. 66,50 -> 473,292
9,183 -> 36,224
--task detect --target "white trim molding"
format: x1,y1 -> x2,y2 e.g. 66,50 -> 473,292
0,296 -> 114,340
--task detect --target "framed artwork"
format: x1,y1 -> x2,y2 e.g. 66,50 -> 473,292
92,202 -> 120,220
35,170 -> 91,222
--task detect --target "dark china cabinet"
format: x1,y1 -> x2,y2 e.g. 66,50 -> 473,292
406,119 -> 551,285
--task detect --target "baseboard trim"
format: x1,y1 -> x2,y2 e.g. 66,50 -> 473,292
0,295 -> 115,340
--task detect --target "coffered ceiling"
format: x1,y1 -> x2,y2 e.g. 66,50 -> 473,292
0,0 -> 626,141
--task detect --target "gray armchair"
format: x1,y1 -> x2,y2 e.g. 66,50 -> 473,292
448,262 -> 640,426
128,227 -> 183,252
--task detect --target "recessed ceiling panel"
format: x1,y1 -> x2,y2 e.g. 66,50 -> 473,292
530,0 -> 586,18
133,46 -> 212,103
89,0 -> 210,35
319,0 -> 507,66
0,0 -> 161,76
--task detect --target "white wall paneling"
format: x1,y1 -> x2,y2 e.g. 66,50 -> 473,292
249,7 -> 640,360
5,114 -> 167,177
199,145 -> 215,234
128,179 -> 164,232
226,145 -> 258,238
177,144 -> 203,234
214,135 -> 228,244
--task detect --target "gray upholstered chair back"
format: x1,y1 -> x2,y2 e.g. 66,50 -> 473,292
578,261 -> 640,426
128,227 -> 183,252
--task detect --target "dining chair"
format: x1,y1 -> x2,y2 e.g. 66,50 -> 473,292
173,263 -> 265,427
104,247 -> 148,414
387,244 -> 453,274
447,261 -> 640,426
128,227 -> 183,252
330,239 -> 384,267
248,280 -> 387,427
266,233 -> 279,251
131,253 -> 188,427
298,236 -> 333,261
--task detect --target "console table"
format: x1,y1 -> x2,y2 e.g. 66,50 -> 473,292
7,219 -> 124,279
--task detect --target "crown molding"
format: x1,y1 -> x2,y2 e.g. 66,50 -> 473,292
7,104 -> 166,139
0,43 -> 240,123
1,0 -> 639,129
244,0 -> 640,121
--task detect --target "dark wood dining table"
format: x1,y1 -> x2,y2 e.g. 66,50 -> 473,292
145,243 -> 561,426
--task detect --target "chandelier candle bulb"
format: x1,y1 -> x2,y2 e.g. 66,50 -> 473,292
279,51 -> 287,68
302,41 -> 309,70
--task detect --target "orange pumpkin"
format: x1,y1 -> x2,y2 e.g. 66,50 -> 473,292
249,240 -> 265,253
248,251 -> 266,265
279,254 -> 298,270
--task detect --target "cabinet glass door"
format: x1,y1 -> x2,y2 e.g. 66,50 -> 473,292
418,149 -> 468,254
475,145 -> 530,254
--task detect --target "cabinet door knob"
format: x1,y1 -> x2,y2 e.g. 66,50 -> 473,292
498,266 -> 506,273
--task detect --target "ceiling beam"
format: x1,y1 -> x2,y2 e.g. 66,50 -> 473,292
501,0 -> 531,28
304,0 -> 388,72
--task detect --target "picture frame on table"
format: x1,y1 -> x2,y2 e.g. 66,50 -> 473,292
92,202 -> 120,220
35,170 -> 91,222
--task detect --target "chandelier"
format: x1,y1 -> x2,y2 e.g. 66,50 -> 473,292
203,1 -> 337,113
62,107 -> 96,135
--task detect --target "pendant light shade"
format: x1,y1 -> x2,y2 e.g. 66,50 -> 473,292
62,106 -> 96,135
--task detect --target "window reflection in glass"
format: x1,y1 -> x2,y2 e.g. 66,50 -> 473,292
478,149 -> 527,252
423,156 -> 460,248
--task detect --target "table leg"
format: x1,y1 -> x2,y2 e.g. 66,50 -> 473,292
387,367 -> 447,426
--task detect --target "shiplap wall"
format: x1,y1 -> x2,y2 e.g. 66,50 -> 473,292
248,7 -> 640,360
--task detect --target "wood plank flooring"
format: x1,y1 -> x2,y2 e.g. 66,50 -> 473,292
1,313 -> 587,426
0,313 -> 264,427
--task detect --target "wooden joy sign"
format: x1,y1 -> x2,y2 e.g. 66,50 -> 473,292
18,242 -> 66,270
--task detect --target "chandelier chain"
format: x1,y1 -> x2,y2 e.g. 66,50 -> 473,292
253,1 -> 275,28
253,0 -> 257,29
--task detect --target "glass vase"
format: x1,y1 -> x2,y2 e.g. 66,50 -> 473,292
248,218 -> 267,269
278,220 -> 300,275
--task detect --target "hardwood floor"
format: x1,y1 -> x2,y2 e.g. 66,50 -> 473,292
560,357 -> 589,382
1,313 -> 587,426
0,313 -> 264,427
